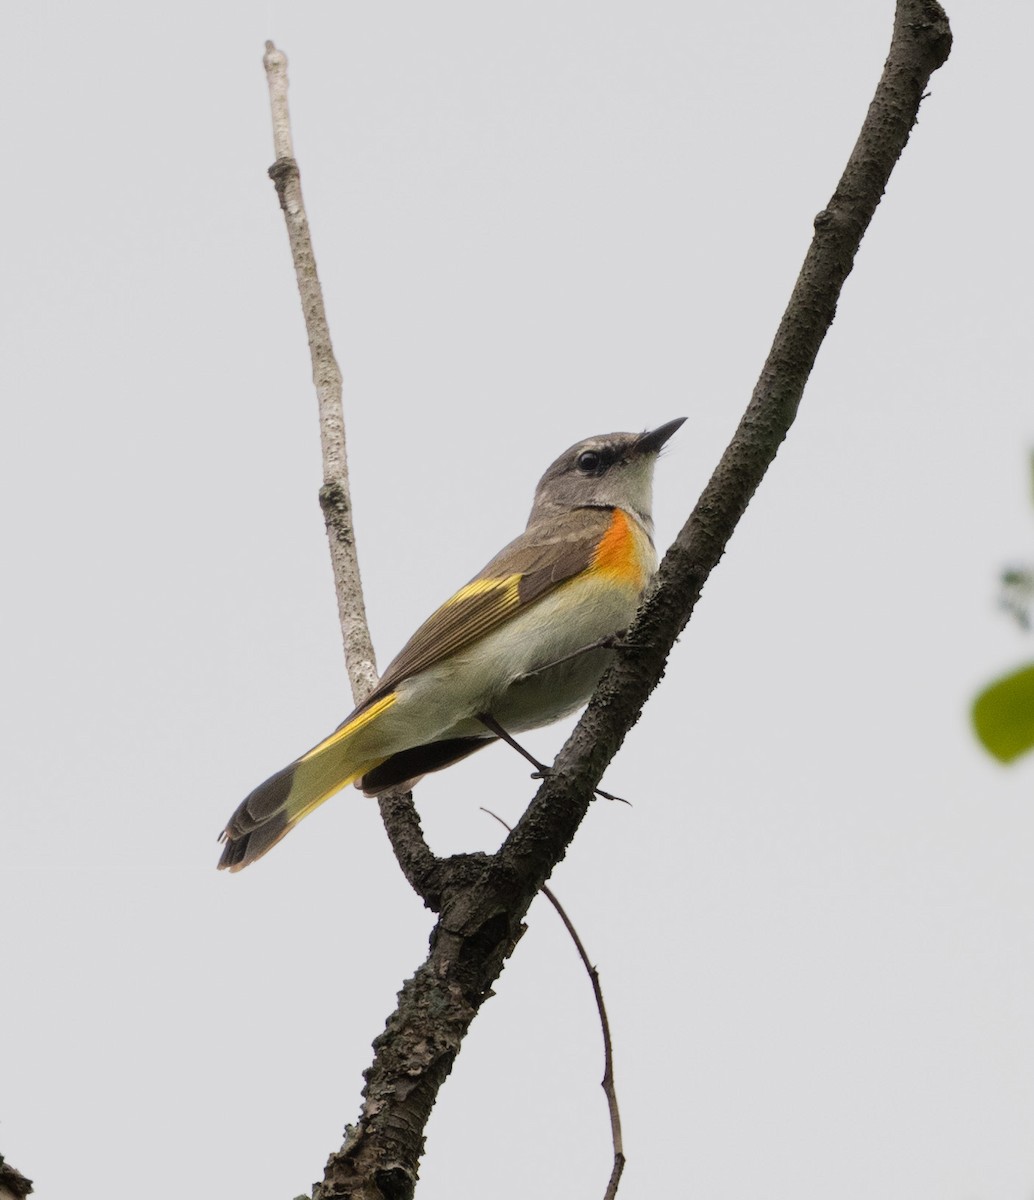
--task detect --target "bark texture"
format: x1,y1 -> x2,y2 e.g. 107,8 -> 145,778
264,43 -> 379,703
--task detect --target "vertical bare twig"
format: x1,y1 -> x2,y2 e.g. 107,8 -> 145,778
262,41 -> 377,702
263,43 -> 439,903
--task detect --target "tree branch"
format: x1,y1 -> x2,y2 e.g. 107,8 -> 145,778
262,42 -> 441,900
262,2 -> 952,1195
493,0 -> 953,898
0,1154 -> 33,1200
263,41 -> 378,703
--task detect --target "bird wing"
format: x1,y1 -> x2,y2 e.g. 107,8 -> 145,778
358,505 -> 618,711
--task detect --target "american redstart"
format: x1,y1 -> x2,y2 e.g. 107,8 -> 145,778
219,418 -> 684,870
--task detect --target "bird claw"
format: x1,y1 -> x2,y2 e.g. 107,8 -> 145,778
529,767 -> 630,805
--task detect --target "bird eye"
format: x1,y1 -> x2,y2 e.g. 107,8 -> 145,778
577,450 -> 601,473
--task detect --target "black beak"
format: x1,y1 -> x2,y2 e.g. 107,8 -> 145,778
637,417 -> 686,455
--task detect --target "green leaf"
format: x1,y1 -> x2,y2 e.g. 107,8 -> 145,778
972,662 -> 1034,762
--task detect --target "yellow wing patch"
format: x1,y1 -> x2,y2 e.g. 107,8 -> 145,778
368,574 -> 523,699
450,575 -> 522,605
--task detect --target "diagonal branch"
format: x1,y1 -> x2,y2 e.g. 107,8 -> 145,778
492,0 -> 953,897
261,3 -> 952,1197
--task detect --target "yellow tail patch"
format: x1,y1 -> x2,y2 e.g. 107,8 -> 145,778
282,692 -> 399,826
284,755 -> 387,827
299,692 -> 398,762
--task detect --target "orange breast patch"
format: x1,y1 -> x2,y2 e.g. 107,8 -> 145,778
590,509 -> 650,588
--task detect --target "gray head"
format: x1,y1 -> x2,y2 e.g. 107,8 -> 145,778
529,418 -> 685,529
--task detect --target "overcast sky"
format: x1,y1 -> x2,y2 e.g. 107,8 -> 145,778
4,2 -> 1034,1198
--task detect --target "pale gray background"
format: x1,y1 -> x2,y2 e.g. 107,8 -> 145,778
4,2 -> 1034,1197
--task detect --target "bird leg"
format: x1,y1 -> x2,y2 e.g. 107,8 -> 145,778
513,629 -> 629,683
476,713 -> 629,804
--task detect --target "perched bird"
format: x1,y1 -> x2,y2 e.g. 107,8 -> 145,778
219,419 -> 684,870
